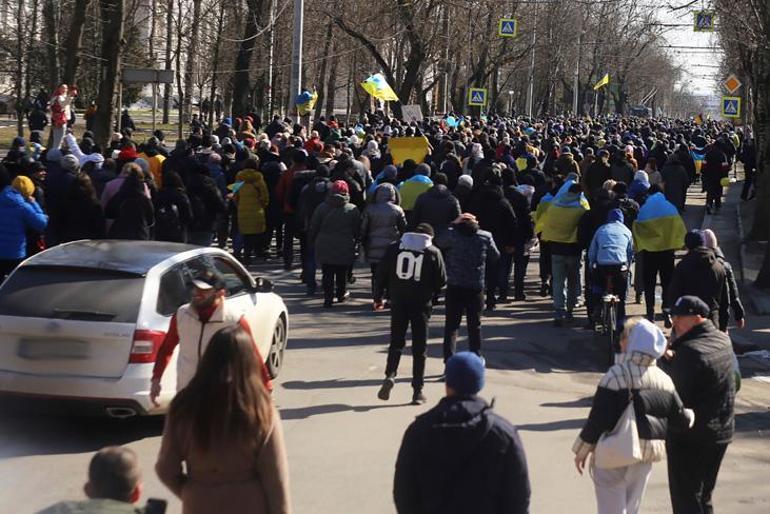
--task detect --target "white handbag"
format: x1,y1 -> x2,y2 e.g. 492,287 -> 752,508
593,364 -> 643,469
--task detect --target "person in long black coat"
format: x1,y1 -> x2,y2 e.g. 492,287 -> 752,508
660,153 -> 690,212
57,173 -> 106,242
154,171 -> 194,243
106,164 -> 154,240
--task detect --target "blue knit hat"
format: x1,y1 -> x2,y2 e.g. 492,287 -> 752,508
446,352 -> 485,395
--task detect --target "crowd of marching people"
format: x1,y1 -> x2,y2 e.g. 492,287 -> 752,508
3,98 -> 748,514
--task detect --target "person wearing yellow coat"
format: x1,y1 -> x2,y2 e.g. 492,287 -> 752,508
234,160 -> 269,265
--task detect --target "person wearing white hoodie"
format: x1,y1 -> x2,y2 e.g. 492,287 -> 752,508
63,132 -> 105,169
573,318 -> 695,514
375,224 -> 446,405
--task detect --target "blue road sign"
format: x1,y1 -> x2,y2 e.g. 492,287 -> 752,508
721,96 -> 741,118
468,88 -> 488,107
498,18 -> 518,38
694,11 -> 715,32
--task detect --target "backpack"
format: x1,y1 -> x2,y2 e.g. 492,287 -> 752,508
155,199 -> 181,238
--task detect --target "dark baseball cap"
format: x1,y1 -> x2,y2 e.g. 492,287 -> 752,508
192,270 -> 226,291
670,295 -> 710,317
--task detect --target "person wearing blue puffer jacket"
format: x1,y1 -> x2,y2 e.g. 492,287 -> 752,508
0,175 -> 48,279
588,208 -> 634,335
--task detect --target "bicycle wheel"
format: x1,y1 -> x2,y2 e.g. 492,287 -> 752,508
607,301 -> 618,366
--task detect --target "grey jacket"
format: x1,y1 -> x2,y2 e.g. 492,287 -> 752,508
309,193 -> 361,266
444,224 -> 500,290
360,183 -> 406,263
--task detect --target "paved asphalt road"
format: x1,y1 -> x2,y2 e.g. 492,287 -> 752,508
1,189 -> 769,514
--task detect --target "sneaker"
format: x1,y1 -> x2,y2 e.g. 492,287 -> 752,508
635,293 -> 643,304
411,390 -> 427,405
378,377 -> 395,401
540,283 -> 549,297
337,291 -> 351,303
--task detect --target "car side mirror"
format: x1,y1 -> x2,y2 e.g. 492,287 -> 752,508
254,277 -> 274,293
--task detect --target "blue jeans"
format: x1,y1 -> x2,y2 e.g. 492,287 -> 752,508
552,254 -> 581,318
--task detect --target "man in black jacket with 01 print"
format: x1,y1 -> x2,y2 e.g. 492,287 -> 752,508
393,352 -> 530,514
375,223 -> 446,405
666,296 -> 736,514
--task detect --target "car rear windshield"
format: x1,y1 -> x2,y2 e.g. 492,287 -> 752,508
0,266 -> 145,323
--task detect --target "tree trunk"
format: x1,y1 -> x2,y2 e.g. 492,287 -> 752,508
208,0 -> 226,127
92,0 -> 124,150
162,0 -> 173,124
25,0 -> 40,100
15,0 -> 25,137
313,20 -> 333,119
182,0 -> 202,123
42,0 -> 60,91
232,0 -> 263,117
324,49 -> 339,117
62,0 -> 90,86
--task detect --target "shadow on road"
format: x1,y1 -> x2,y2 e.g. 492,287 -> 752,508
0,410 -> 163,459
280,402 -> 411,420
517,418 -> 585,432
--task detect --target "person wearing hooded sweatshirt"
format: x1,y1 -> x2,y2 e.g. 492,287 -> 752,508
394,352 -> 530,514
63,133 -> 105,170
308,180 -> 361,307
138,137 -> 166,188
442,214 -> 500,362
0,176 -> 48,278
540,180 -> 590,325
452,174 -> 474,212
587,209 -> 634,334
398,163 -> 433,222
573,318 -> 695,514
375,224 -> 446,405
628,170 -> 650,205
360,183 -> 407,304
702,229 -> 745,331
667,230 -> 729,330
234,160 -> 270,265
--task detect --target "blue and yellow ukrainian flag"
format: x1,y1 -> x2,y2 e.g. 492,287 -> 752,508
632,192 -> 686,252
540,180 -> 590,243
361,73 -> 400,102
691,147 -> 706,175
295,90 -> 318,115
533,192 -> 553,235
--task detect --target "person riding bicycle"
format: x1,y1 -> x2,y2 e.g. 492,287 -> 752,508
587,208 -> 634,334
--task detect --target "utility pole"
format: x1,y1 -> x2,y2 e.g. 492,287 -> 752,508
440,4 -> 450,114
289,0 -> 304,120
526,8 -> 537,118
267,0 -> 276,118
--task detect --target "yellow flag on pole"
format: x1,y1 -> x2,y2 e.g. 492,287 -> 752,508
593,73 -> 610,91
361,73 -> 400,102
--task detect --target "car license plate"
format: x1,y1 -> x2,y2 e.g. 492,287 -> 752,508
17,339 -> 90,360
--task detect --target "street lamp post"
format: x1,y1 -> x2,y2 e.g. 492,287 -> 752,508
289,0 -> 303,119
508,90 -> 514,115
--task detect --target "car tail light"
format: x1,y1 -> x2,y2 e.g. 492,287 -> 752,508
129,330 -> 166,363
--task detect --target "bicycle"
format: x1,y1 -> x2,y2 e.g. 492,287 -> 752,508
593,264 -> 628,367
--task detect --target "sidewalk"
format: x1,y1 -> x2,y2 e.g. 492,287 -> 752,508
704,176 -> 770,383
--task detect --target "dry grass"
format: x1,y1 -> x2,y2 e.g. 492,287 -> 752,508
1,120 -> 183,156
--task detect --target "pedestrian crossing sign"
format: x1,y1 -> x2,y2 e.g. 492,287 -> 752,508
498,18 -> 518,38
693,11 -> 715,32
468,88 -> 488,107
721,96 -> 741,118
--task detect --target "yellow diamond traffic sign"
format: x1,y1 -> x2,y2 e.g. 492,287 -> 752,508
723,74 -> 742,95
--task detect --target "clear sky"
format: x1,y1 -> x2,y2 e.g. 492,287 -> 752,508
658,4 -> 722,97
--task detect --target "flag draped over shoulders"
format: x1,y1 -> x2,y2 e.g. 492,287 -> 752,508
632,192 -> 686,252
540,180 -> 590,243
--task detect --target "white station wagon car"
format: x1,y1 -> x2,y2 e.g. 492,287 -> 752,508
0,240 -> 288,417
